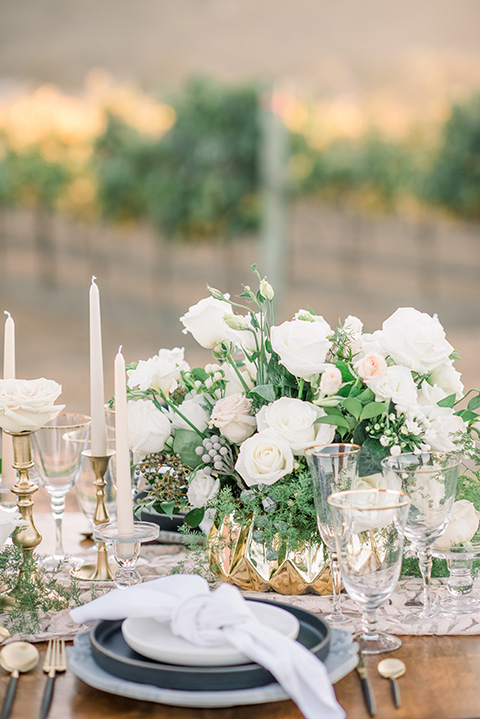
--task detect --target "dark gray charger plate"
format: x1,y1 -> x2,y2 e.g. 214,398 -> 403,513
90,599 -> 331,693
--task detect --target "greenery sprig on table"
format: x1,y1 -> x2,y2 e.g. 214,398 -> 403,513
0,545 -> 83,637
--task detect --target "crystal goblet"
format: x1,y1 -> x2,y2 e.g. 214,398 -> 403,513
306,443 -> 361,625
381,452 -> 460,619
328,488 -> 411,653
31,413 -> 91,569
93,521 -> 160,588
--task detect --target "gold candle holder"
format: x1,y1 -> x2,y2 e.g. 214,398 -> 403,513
71,450 -> 115,581
0,430 -> 42,606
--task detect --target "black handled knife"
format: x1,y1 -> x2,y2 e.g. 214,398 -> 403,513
356,647 -> 376,716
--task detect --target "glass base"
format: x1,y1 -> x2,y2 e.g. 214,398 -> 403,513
355,632 -> 402,655
438,595 -> 480,614
323,610 -> 351,627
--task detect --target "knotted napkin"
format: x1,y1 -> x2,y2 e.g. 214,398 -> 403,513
70,574 -> 345,719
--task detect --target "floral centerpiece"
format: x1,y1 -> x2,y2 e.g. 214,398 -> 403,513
126,267 -> 479,591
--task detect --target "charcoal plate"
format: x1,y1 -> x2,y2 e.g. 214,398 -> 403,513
90,599 -> 330,692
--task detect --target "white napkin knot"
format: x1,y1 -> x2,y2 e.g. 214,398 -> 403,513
171,583 -> 256,647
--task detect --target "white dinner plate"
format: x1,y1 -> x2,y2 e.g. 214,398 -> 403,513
121,602 -> 300,667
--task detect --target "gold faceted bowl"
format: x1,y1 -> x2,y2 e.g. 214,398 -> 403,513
207,515 -> 333,595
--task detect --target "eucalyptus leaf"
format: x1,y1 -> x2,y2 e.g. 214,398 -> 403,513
250,384 -> 276,403
172,429 -> 203,469
184,507 -> 205,527
467,394 -> 480,411
343,397 -> 363,420
360,402 -> 388,421
315,415 -> 352,430
437,393 -> 456,409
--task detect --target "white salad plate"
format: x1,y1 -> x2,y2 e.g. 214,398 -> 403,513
121,602 -> 300,667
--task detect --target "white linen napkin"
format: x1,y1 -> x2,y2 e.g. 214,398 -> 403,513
70,574 -> 345,719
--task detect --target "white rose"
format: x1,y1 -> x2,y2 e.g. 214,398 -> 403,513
270,317 -> 331,381
355,353 -> 388,382
220,362 -> 255,397
171,395 -> 209,434
417,380 -> 447,412
378,307 -> 453,373
0,378 -> 64,433
256,397 -> 335,456
423,407 -> 466,452
127,347 -> 189,395
435,500 -> 480,547
127,399 -> 171,460
235,428 -> 294,487
187,470 -> 220,509
0,506 -> 25,547
319,365 -> 343,395
209,393 -> 256,444
354,472 -> 402,492
360,330 -> 387,358
180,297 -> 234,349
369,365 -> 418,412
428,362 -> 464,400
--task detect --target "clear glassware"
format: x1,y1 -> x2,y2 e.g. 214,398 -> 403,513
31,413 -> 91,569
328,488 -> 411,653
432,542 -> 480,613
381,452 -> 460,619
306,443 -> 361,626
93,521 -> 159,588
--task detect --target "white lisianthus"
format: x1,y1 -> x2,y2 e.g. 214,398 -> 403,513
180,297 -> 234,349
170,395 -> 209,434
369,365 -> 418,412
187,469 -> 220,509
127,399 -> 171,460
209,393 -> 256,444
319,365 -> 343,395
355,352 -> 388,382
127,347 -> 189,395
0,378 -> 64,433
259,278 -> 274,301
379,307 -> 453,373
270,317 -> 331,381
235,428 -> 294,487
428,362 -> 464,400
256,397 -> 335,455
435,500 -> 480,547
0,506 -> 25,547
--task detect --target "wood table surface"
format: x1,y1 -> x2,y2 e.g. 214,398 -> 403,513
4,634 -> 480,719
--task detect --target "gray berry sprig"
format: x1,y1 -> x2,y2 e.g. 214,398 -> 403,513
195,433 -> 236,476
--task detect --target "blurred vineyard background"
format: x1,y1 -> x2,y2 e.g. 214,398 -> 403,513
1,0 -> 480,409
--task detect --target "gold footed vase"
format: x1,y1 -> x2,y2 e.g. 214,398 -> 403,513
0,430 -> 43,607
207,515 -> 333,595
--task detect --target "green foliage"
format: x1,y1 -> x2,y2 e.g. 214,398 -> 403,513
423,94 -> 480,218
93,77 -> 261,239
1,150 -> 70,208
0,545 -> 82,637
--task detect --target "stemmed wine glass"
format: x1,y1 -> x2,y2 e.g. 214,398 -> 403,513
327,488 -> 411,653
31,413 -> 91,569
306,443 -> 361,625
381,452 -> 460,619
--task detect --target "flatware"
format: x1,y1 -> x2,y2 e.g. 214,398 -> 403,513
0,641 -> 39,719
377,657 -> 406,708
355,646 -> 376,716
40,638 -> 67,719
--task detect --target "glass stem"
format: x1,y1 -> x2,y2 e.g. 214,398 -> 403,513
418,548 -> 434,616
329,550 -> 344,617
50,493 -> 66,557
362,607 -> 379,642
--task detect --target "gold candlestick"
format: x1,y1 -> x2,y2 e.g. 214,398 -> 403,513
0,430 -> 42,606
71,450 -> 115,581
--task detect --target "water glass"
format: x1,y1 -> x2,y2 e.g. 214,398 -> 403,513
328,488 -> 410,653
381,452 -> 460,618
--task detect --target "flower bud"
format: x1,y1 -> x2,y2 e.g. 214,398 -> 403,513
223,314 -> 249,331
260,278 -> 275,301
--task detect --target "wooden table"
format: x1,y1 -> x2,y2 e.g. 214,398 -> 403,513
5,634 -> 480,719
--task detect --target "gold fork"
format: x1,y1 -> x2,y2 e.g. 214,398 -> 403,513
40,638 -> 67,719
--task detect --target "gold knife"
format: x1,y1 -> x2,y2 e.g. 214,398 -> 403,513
356,646 -> 377,716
